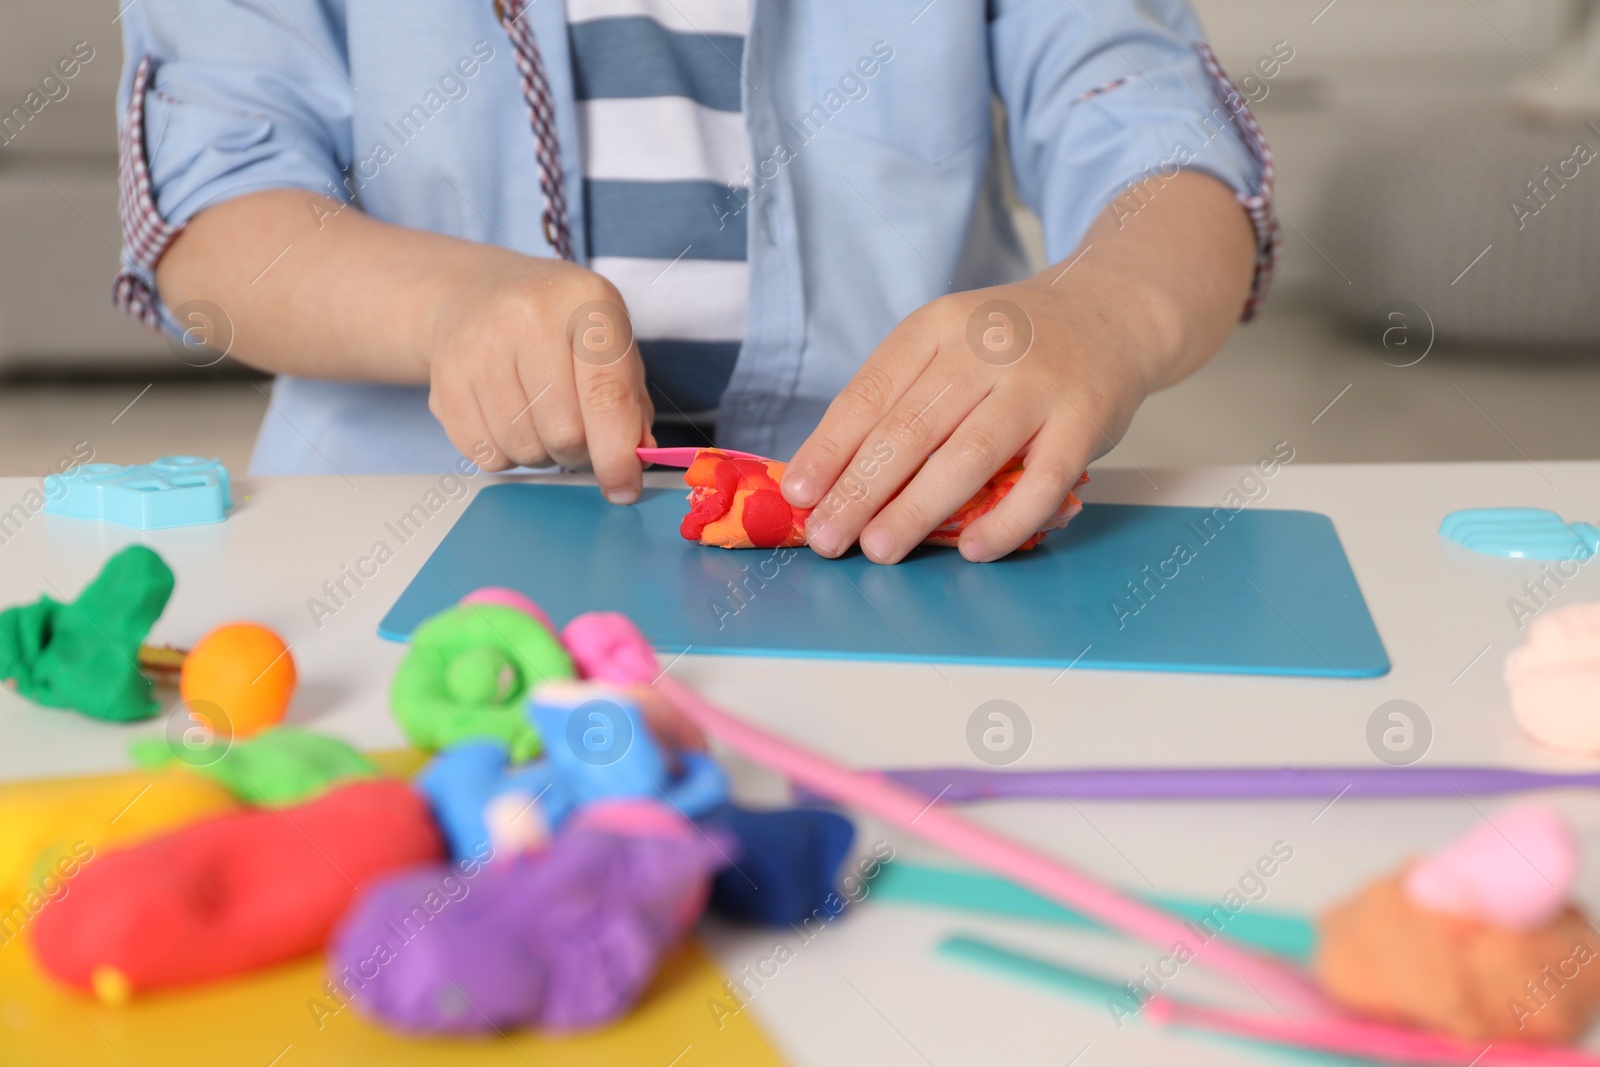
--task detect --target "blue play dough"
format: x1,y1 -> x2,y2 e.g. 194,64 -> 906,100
1440,507 -> 1600,561
43,456 -> 231,529
415,741 -> 564,861
379,485 -> 1390,678
416,689 -> 729,863
530,692 -> 728,817
417,687 -> 857,924
698,805 -> 856,926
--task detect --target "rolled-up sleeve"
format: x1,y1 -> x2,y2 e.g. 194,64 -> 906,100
990,0 -> 1278,318
115,0 -> 353,329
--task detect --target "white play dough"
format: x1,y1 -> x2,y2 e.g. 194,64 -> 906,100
1506,602 -> 1600,755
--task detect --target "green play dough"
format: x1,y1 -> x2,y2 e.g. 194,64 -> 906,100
130,726 -> 378,805
445,644 -> 518,705
0,544 -> 174,722
390,602 -> 573,760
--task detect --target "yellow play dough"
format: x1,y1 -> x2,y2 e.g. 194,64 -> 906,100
91,966 -> 132,1007
0,767 -> 238,920
0,754 -> 430,918
0,754 -> 786,1067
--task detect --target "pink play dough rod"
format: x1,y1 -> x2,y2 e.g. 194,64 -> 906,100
1149,996 -> 1600,1067
706,677 -> 1599,1067
559,613 -> 1599,1067
647,670 -> 1329,1016
558,615 -> 1322,1013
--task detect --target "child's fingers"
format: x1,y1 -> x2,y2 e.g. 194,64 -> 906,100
518,337 -> 586,471
482,360 -> 555,468
575,355 -> 648,505
782,316 -> 939,510
802,370 -> 978,558
431,371 -> 511,471
958,421 -> 1092,562
857,397 -> 1038,565
641,397 -> 657,450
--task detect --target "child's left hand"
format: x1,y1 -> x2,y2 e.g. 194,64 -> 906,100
779,172 -> 1256,564
779,276 -> 1149,564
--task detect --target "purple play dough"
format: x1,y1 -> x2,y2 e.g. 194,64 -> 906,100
327,821 -> 728,1033
792,766 -> 1600,803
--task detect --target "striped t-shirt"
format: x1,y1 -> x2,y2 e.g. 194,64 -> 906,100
568,0 -> 751,440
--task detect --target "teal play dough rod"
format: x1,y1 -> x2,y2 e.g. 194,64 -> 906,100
875,862 -> 1315,963
936,937 -> 1372,1067
937,935 -> 1600,1067
1440,507 -> 1600,561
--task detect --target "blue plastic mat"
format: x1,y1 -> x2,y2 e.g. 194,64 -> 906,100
378,485 -> 1389,677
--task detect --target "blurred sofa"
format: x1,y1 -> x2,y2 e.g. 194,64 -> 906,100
0,0 -> 166,372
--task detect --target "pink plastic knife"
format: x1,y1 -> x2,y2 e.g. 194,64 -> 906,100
635,446 -> 768,468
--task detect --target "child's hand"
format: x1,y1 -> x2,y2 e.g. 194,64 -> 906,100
780,172 -> 1257,563
780,277 -> 1148,563
427,254 -> 653,502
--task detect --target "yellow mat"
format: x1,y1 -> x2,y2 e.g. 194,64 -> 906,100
0,754 -> 786,1067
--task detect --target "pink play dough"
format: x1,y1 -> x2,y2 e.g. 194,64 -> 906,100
561,612 -> 661,687
1505,602 -> 1600,755
459,587 -> 556,632
1401,802 -> 1577,930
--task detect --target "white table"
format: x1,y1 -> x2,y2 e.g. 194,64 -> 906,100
4,461 -> 1600,1065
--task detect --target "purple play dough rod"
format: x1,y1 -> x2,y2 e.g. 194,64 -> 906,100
795,766 -> 1600,803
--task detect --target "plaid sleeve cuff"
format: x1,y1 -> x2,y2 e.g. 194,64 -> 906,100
1194,43 -> 1279,322
113,54 -> 186,332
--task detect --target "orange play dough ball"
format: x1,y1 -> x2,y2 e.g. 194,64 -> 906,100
179,623 -> 296,739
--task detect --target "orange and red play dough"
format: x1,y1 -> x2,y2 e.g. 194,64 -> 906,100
680,451 -> 808,549
1315,805 -> 1600,1043
180,622 -> 297,738
678,449 -> 1087,551
1316,873 -> 1600,1043
922,460 -> 1087,549
30,779 -> 442,1002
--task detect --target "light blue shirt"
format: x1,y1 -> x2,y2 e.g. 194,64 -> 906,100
567,0 -> 755,425
117,0 -> 1272,476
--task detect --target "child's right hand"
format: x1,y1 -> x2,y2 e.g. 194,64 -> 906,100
155,191 -> 652,496
426,253 -> 653,503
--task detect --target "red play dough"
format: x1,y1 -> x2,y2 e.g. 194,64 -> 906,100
740,489 -> 796,548
31,779 -> 442,999
679,451 -> 811,547
678,448 -> 1087,551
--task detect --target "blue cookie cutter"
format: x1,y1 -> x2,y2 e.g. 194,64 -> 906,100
1440,507 -> 1600,561
43,456 -> 232,529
